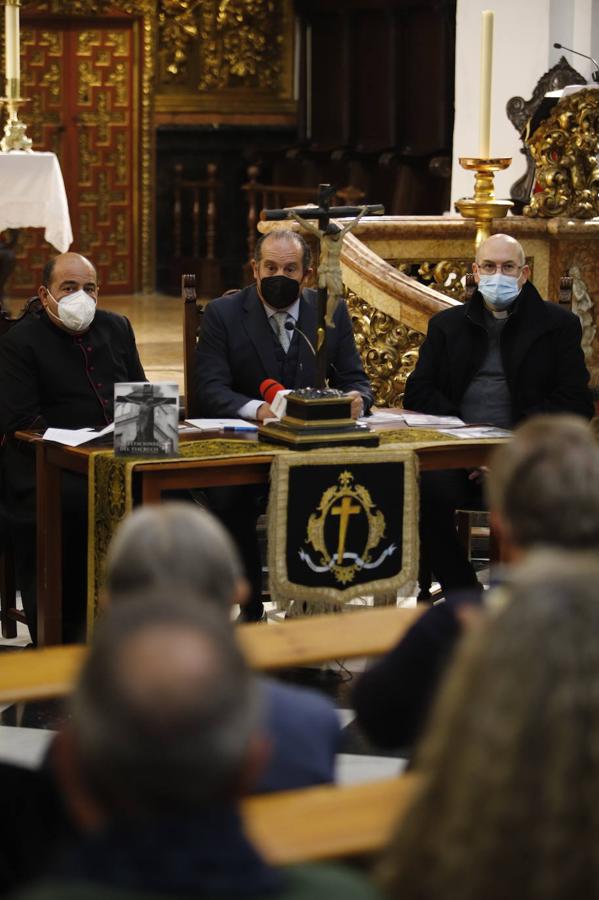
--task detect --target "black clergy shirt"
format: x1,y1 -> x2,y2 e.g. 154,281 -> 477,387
0,301 -> 146,434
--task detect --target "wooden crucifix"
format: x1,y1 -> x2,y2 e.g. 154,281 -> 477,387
260,183 -> 384,389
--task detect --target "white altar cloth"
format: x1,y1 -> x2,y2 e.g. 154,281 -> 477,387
0,151 -> 73,252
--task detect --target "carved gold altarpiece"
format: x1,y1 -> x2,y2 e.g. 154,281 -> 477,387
260,216 -> 599,408
524,88 -> 599,220
155,0 -> 295,125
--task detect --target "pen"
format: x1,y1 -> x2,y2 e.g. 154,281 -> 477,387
220,426 -> 255,432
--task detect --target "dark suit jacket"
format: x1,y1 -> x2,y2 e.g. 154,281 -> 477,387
195,285 -> 373,418
403,281 -> 594,423
256,678 -> 341,793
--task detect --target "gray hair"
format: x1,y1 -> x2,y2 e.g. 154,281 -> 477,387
486,415 -> 599,550
71,592 -> 260,815
105,502 -> 243,612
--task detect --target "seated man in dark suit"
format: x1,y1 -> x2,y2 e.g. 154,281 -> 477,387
196,229 -> 373,620
403,233 -> 594,597
0,252 -> 145,642
105,502 -> 342,793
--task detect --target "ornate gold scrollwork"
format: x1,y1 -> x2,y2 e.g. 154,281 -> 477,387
346,290 -> 424,408
388,258 -> 471,302
524,88 -> 599,219
157,0 -> 199,79
158,0 -> 284,91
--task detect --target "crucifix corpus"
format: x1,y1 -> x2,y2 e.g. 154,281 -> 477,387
256,184 -> 384,450
260,183 -> 384,389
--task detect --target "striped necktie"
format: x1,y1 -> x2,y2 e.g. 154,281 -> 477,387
271,311 -> 291,352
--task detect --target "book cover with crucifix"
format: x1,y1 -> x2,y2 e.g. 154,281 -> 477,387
114,383 -> 179,457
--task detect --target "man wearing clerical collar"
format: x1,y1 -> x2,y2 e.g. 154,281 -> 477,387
0,251 -> 145,643
403,233 -> 594,598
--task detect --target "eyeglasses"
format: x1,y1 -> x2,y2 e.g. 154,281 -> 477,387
478,262 -> 523,276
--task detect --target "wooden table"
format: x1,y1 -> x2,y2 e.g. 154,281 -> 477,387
17,422 -> 502,645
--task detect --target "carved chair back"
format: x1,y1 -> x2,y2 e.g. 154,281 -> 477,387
507,57 -> 586,212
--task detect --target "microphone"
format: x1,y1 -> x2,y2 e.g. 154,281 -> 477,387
259,378 -> 290,418
553,42 -> 599,82
260,378 -> 285,405
284,319 -> 317,356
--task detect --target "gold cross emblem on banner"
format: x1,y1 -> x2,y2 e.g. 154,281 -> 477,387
331,496 -> 360,562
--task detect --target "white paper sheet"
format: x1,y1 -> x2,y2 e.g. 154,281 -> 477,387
185,418 -> 258,432
42,423 -> 114,447
402,414 -> 466,427
358,411 -> 405,425
437,426 -> 512,439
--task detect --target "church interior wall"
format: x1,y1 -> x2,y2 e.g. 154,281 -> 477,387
451,0 -> 599,209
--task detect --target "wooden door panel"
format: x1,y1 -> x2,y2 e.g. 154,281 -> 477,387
5,19 -> 138,296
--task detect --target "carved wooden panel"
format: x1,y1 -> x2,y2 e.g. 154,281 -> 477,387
6,19 -> 139,296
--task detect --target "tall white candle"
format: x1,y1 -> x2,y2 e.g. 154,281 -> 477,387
5,0 -> 20,85
479,9 -> 494,158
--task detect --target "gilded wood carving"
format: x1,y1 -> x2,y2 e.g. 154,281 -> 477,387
388,258 -> 472,302
524,88 -> 599,219
346,290 -> 424,408
156,0 -> 295,114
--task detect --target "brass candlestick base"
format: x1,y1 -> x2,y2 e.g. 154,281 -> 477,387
0,97 -> 32,152
455,157 -> 513,247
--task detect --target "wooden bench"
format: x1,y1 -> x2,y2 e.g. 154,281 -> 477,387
243,773 -> 419,864
0,607 -> 423,864
0,606 -> 423,704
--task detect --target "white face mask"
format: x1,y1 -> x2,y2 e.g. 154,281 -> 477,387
47,289 -> 97,332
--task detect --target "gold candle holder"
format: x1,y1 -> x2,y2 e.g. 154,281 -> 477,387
0,94 -> 32,152
455,157 -> 513,248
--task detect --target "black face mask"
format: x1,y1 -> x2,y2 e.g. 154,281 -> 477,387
259,275 -> 301,310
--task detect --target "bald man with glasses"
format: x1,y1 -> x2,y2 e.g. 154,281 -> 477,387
404,233 -> 594,597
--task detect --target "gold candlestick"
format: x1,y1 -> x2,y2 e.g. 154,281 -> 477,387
0,94 -> 32,151
454,157 -> 513,248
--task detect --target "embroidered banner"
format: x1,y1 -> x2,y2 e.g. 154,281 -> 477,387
267,447 -> 419,611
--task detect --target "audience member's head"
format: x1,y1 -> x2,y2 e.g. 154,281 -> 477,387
486,414 -> 599,559
380,552 -> 599,900
58,592 -> 263,826
104,502 -> 249,611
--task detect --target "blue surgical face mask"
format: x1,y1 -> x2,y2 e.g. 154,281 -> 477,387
478,273 -> 520,310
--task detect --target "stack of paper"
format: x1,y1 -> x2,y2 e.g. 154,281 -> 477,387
185,418 -> 257,432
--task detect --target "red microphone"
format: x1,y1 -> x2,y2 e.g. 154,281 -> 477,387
259,378 -> 286,405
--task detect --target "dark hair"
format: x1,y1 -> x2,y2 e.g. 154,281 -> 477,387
486,415 -> 599,549
379,552 -> 599,900
253,229 -> 312,274
41,257 -> 57,288
72,591 -> 260,816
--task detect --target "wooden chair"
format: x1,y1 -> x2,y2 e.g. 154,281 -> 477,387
0,304 -> 30,638
182,273 -> 243,419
